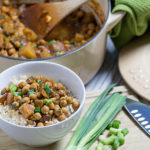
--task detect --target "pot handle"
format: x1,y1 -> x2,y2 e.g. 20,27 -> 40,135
106,11 -> 126,32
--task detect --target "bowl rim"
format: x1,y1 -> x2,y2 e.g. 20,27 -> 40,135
0,0 -> 110,61
0,61 -> 85,129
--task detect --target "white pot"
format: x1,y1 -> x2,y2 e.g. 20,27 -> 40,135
0,0 -> 125,84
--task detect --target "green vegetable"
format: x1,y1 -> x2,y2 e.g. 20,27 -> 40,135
48,40 -> 56,45
121,128 -> 129,136
3,35 -> 8,40
10,84 -> 17,92
112,120 -> 121,129
43,99 -> 52,104
56,51 -> 64,56
11,103 -> 16,109
19,100 -> 23,106
95,142 -> 103,150
117,132 -> 125,145
113,138 -> 120,150
37,80 -> 43,86
28,89 -> 35,96
106,124 -> 112,129
0,15 -> 5,19
102,135 -> 117,145
43,84 -> 51,94
65,84 -> 126,150
70,41 -> 76,45
109,128 -> 120,135
13,92 -> 23,96
34,106 -> 41,113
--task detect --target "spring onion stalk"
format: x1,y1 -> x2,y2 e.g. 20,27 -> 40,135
65,84 -> 126,150
95,142 -> 103,150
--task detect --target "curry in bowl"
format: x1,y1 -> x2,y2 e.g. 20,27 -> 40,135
0,0 -> 104,59
0,75 -> 80,127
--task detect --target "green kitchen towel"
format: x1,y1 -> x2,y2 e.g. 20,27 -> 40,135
110,0 -> 150,49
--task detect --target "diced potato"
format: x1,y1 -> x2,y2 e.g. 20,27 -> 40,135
19,43 -> 37,59
35,100 -> 44,107
19,103 -> 35,119
49,41 -> 64,52
23,28 -> 37,41
3,22 -> 15,34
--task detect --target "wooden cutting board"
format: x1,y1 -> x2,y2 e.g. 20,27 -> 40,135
0,86 -> 149,150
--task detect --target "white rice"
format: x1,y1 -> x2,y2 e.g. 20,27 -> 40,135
0,105 -> 28,126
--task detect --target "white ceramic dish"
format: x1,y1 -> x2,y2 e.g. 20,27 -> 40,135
0,0 -> 125,84
0,62 -> 85,147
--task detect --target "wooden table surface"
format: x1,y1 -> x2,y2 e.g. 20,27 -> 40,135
86,36 -> 125,92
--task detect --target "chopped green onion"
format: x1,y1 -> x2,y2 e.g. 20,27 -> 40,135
13,92 -> 23,96
48,40 -> 56,45
10,84 -> 17,92
43,84 -> 51,94
103,145 -> 112,150
121,128 -> 129,136
113,138 -> 120,150
109,127 -> 120,135
28,89 -> 35,96
106,123 -> 112,129
56,51 -> 64,56
0,15 -> 5,19
11,103 -> 16,109
33,43 -> 37,48
19,100 -> 23,106
34,106 -> 41,113
95,142 -> 103,150
65,84 -> 126,150
3,35 -> 8,40
101,135 -> 117,145
70,41 -> 76,45
117,132 -> 125,145
36,80 -> 43,86
43,99 -> 52,104
112,120 -> 121,129
19,43 -> 23,49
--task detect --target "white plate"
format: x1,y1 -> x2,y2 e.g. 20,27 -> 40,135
119,33 -> 150,101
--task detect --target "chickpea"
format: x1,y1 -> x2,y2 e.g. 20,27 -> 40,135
54,105 -> 61,116
30,83 -> 38,91
36,92 -> 42,98
11,53 -> 19,58
0,50 -> 8,57
27,120 -> 34,125
58,90 -> 66,97
22,86 -> 29,94
49,110 -> 54,115
60,97 -> 66,101
48,103 -> 55,109
14,41 -> 20,48
45,15 -> 52,23
19,82 -> 27,88
66,97 -> 73,104
29,94 -> 37,100
22,97 -> 30,103
37,122 -> 44,127
14,96 -> 21,101
41,105 -> 49,114
37,39 -> 46,45
72,101 -> 80,109
8,48 -> 16,55
64,40 -> 69,44
35,100 -> 44,107
1,88 -> 7,94
60,100 -> 67,107
12,101 -> 19,107
33,113 -> 42,120
57,83 -> 66,90
58,114 -> 66,121
62,107 -> 69,114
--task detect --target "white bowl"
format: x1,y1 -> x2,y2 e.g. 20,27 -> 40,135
0,62 -> 85,147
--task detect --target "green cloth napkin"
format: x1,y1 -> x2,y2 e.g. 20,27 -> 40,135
109,0 -> 150,49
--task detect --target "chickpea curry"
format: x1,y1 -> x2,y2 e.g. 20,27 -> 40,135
0,76 -> 80,127
0,0 -> 101,59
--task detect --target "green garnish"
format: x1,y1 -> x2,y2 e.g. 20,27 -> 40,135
11,103 -> 16,109
70,41 -> 76,45
36,80 -> 43,86
19,43 -> 23,49
113,138 -> 120,150
19,100 -> 23,106
43,84 -> 51,94
112,120 -> 121,129
43,99 -> 52,104
0,15 -> 5,19
28,89 -> 35,96
121,128 -> 129,136
48,40 -> 56,45
10,84 -> 17,92
3,35 -> 8,40
34,106 -> 41,113
13,92 -> 23,96
56,51 -> 64,56
33,43 -> 37,48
